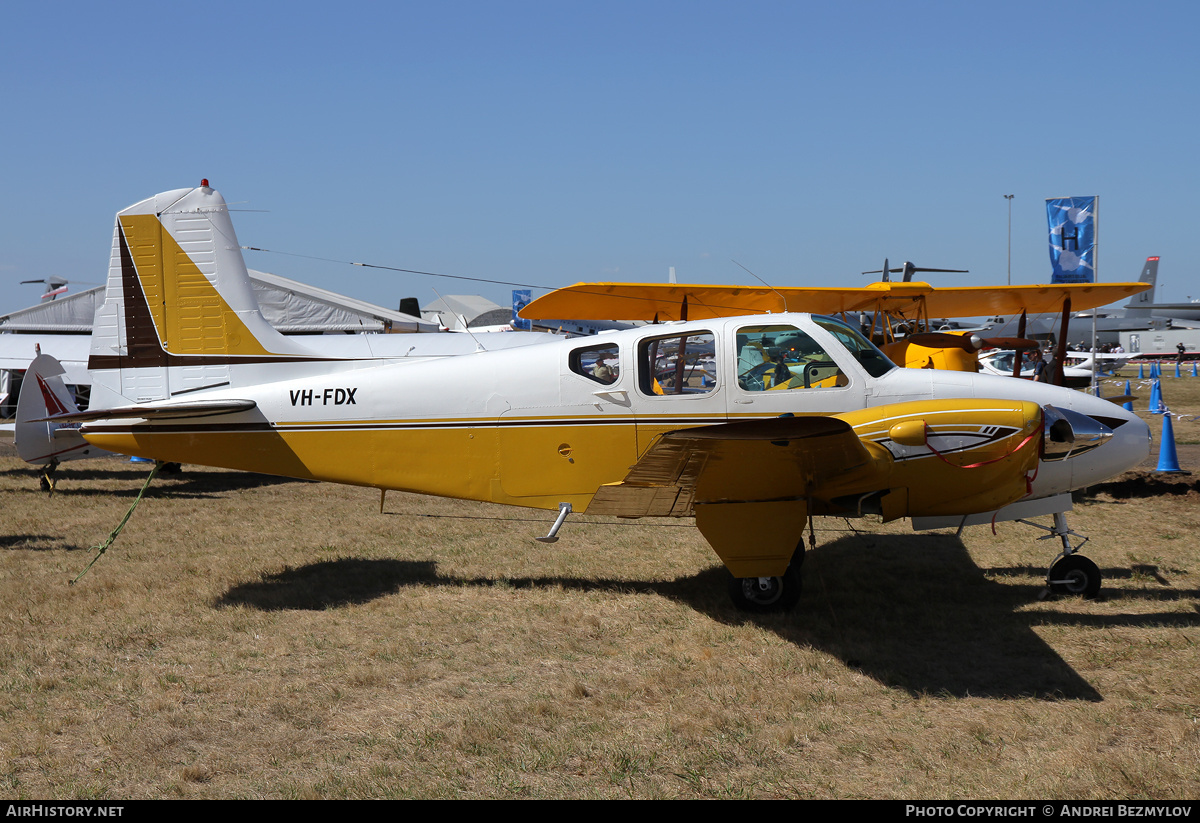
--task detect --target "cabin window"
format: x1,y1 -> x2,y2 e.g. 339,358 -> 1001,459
735,325 -> 847,391
638,332 -> 717,396
991,352 -> 1017,374
812,317 -> 896,378
569,343 -> 621,384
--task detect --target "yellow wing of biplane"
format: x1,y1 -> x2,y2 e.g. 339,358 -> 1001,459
519,280 -> 1153,322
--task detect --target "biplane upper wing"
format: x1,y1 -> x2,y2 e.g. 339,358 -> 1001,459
587,416 -> 891,576
916,282 -> 1153,318
520,281 -> 1153,322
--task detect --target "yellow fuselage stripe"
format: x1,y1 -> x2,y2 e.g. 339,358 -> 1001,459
84,400 -> 1041,517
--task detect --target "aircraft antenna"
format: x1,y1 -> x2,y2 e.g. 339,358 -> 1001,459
731,260 -> 787,313
430,287 -> 488,352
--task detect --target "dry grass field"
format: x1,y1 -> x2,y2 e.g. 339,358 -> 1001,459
2,370 -> 1200,799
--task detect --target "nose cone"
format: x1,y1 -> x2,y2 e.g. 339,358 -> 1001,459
1044,404 -> 1114,460
1034,391 -> 1151,496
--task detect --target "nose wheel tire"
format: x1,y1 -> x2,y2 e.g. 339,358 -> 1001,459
1047,554 -> 1102,598
727,564 -> 802,613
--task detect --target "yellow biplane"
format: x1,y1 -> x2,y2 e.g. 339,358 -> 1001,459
519,271 -> 1152,380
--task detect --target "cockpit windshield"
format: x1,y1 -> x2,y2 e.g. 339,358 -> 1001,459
812,317 -> 896,378
736,325 -> 846,391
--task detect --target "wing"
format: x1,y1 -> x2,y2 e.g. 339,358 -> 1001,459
587,417 -> 892,577
917,282 -> 1153,317
520,282 -> 852,320
519,281 -> 1154,321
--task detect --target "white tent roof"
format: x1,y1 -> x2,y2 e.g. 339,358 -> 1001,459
0,287 -> 103,332
245,270 -> 436,333
421,294 -> 506,331
422,295 -> 503,323
0,270 -> 436,334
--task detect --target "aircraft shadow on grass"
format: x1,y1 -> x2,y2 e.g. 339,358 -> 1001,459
0,533 -> 70,551
1074,475 -> 1200,501
1,465 -> 308,499
212,532 -> 1200,701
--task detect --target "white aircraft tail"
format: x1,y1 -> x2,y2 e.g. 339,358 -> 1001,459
88,181 -> 318,407
15,354 -> 110,465
1124,256 -> 1159,314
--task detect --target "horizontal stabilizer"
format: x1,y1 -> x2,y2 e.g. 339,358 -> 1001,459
36,399 -> 257,424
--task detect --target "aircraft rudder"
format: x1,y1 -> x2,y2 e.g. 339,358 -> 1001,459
1125,256 -> 1159,311
14,354 -> 87,464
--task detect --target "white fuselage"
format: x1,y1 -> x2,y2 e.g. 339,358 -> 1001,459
83,313 -> 1151,511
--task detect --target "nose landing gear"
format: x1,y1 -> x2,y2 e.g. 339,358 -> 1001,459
1018,511 -> 1102,598
1046,553 -> 1102,598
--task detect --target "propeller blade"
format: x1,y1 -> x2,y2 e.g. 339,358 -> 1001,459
1054,298 -> 1072,386
1013,310 -> 1027,379
982,337 -> 1039,351
1103,394 -> 1137,405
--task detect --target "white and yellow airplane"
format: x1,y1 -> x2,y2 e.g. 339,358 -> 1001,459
25,183 -> 1151,610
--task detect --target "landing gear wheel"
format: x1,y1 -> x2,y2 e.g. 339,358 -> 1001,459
727,564 -> 802,613
39,458 -> 59,494
1047,554 -> 1101,598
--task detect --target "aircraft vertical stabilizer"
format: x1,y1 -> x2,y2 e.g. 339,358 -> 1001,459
15,354 -> 111,465
88,182 -> 318,407
1124,257 -> 1159,314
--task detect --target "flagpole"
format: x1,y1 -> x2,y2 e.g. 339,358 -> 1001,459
1092,197 -> 1099,395
1004,194 -> 1014,286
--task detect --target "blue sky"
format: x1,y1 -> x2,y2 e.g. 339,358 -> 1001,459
3,1 -> 1198,317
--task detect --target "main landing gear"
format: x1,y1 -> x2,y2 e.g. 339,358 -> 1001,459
1018,511 -> 1102,598
39,458 -> 60,494
726,546 -> 804,613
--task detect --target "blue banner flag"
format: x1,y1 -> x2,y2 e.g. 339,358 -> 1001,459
1046,196 -> 1097,283
511,289 -> 532,331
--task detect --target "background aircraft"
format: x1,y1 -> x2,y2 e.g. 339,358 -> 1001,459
519,276 -> 1151,382
0,334 -> 91,422
1073,257 -> 1200,343
14,352 -> 114,488
19,276 -> 71,301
